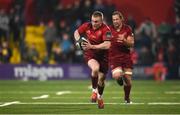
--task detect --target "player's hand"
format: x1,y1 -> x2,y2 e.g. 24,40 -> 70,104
116,34 -> 126,43
81,40 -> 93,50
75,37 -> 89,50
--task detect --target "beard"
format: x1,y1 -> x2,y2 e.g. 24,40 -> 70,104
114,23 -> 120,28
113,22 -> 122,29
92,23 -> 102,30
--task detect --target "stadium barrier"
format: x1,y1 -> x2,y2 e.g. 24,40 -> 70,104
0,64 -> 163,81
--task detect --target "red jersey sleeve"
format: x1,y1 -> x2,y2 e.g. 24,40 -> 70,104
125,25 -> 134,38
77,22 -> 90,34
102,25 -> 111,41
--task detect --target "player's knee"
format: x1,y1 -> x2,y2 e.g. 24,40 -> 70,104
124,75 -> 132,86
112,72 -> 123,80
91,66 -> 99,77
93,65 -> 99,72
112,68 -> 123,80
112,74 -> 119,80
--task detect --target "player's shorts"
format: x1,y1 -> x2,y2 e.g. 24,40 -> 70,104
84,50 -> 108,74
109,56 -> 133,71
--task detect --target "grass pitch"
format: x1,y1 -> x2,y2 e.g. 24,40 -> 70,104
0,80 -> 180,114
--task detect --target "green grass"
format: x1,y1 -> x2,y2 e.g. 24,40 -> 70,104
0,80 -> 180,114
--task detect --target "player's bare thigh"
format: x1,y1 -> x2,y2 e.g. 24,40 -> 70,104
88,59 -> 100,77
111,67 -> 124,80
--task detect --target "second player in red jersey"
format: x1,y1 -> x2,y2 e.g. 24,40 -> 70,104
109,11 -> 134,103
109,22 -> 133,70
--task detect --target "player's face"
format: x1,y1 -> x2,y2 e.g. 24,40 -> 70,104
91,16 -> 103,30
112,14 -> 123,29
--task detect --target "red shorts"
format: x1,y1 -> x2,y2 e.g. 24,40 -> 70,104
84,50 -> 108,74
109,56 -> 133,70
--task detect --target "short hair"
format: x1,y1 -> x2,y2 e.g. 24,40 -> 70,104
112,11 -> 124,21
92,11 -> 104,20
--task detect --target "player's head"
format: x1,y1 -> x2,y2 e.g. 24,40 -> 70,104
91,11 -> 103,29
112,11 -> 124,28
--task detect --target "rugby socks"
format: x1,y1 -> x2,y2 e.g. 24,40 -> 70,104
124,85 -> 131,101
91,77 -> 98,89
123,75 -> 131,101
97,84 -> 104,98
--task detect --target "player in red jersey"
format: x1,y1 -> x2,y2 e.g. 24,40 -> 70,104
74,11 -> 111,109
109,11 -> 135,103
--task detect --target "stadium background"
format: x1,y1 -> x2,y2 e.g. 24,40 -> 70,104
0,0 -> 179,80
0,0 -> 180,114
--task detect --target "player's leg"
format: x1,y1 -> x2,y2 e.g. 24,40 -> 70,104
96,59 -> 108,109
123,68 -> 133,103
88,59 -> 100,102
97,72 -> 105,109
97,72 -> 105,98
112,67 -> 124,86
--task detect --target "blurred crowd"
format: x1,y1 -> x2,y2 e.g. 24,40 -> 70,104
0,0 -> 179,71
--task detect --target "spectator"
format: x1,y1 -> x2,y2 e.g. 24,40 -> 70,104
64,4 -> 74,24
136,17 -> 157,49
44,20 -> 57,57
71,0 -> 81,21
9,8 -> 22,42
34,0 -> 58,23
173,16 -> 180,44
127,15 -> 137,33
94,0 -> 105,13
0,9 -> 10,41
136,17 -> 157,39
52,41 -> 62,63
60,32 -> 74,62
157,21 -> 172,45
54,4 -> 65,24
25,44 -> 39,64
104,0 -> 116,24
80,0 -> 94,22
41,51 -> 49,64
165,40 -> 179,79
57,20 -> 70,37
138,46 -> 154,65
0,41 -> 12,63
174,0 -> 180,17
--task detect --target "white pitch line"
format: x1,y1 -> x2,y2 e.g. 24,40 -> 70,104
165,91 -> 180,94
0,101 -> 20,107
0,91 -> 157,94
18,102 -> 145,105
148,102 -> 180,105
1,102 -> 180,107
56,91 -> 71,95
112,96 -> 178,100
32,95 -> 49,99
11,102 -> 180,105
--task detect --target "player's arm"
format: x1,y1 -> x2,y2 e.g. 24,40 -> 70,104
74,29 -> 89,50
117,26 -> 134,48
74,22 -> 89,43
74,30 -> 81,42
82,40 -> 111,50
83,29 -> 111,50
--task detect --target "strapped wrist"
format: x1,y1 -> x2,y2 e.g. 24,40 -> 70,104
76,38 -> 81,43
